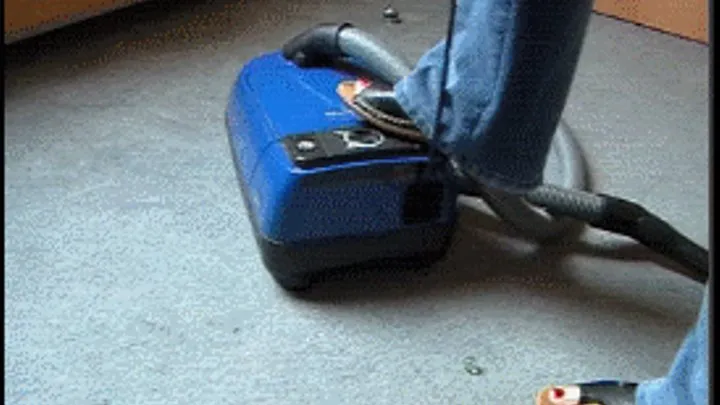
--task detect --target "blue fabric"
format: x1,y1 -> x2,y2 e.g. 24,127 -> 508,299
394,0 -> 594,192
395,1 -> 709,404
635,286 -> 709,405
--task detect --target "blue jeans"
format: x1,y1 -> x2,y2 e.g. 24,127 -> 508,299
395,0 -> 595,192
635,287 -> 709,405
394,1 -> 709,404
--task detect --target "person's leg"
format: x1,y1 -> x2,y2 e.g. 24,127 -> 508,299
393,0 -> 594,193
366,1 -> 708,402
535,286 -> 708,405
634,286 -> 709,405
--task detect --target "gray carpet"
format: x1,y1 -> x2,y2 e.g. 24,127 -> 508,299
4,1 -> 708,404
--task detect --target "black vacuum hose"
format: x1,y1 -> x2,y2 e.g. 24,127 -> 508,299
524,185 -> 709,283
282,23 -> 411,84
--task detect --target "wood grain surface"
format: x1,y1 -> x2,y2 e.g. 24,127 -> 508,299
594,0 -> 708,43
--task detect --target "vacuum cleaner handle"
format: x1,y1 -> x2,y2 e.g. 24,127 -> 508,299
281,23 -> 413,84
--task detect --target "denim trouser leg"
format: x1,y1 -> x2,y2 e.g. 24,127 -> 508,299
395,2 -> 709,404
636,287 -> 709,405
394,0 -> 594,192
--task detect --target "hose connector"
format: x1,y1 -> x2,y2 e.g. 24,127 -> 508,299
281,23 -> 354,67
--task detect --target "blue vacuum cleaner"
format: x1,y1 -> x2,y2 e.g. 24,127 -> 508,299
225,24 -> 457,290
225,22 -> 708,291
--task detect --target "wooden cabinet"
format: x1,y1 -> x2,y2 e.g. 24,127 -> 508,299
594,0 -> 708,43
4,0 -> 145,43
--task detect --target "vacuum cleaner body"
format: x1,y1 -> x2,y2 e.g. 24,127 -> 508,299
226,50 -> 458,290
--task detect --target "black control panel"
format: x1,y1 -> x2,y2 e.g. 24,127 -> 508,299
282,127 -> 427,169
